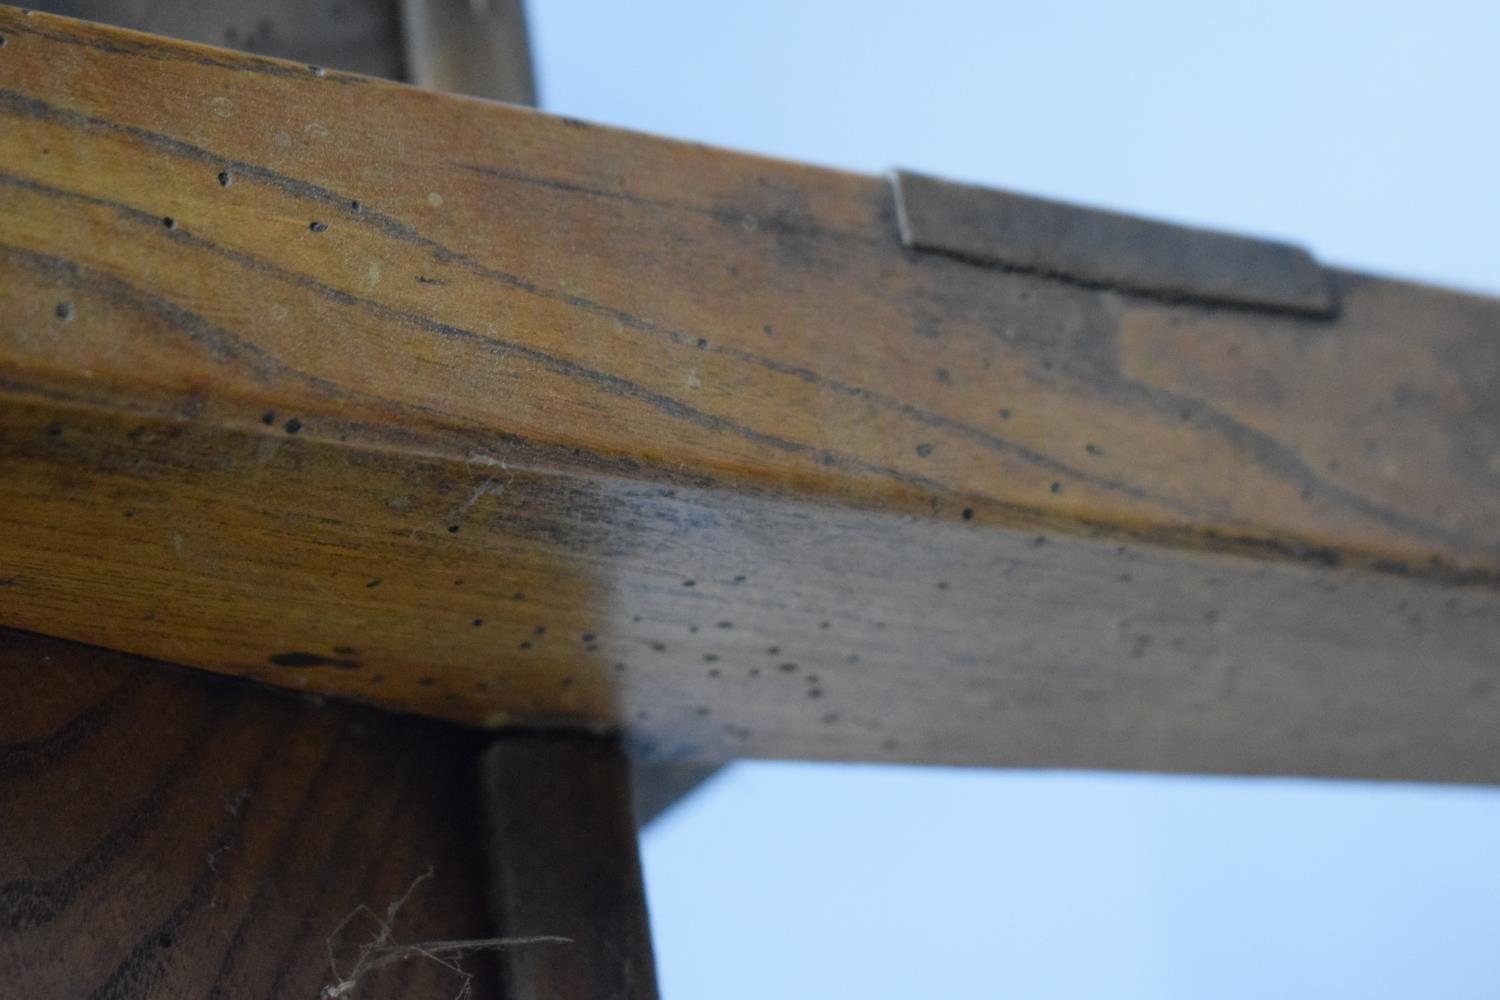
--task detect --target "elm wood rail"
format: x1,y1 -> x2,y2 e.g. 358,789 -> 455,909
0,9 -> 1499,780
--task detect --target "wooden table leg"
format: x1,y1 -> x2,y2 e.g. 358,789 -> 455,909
481,734 -> 660,1000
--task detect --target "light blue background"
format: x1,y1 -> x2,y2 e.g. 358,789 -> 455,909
528,3 -> 1500,996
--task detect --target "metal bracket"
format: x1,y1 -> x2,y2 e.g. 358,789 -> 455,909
892,170 -> 1333,316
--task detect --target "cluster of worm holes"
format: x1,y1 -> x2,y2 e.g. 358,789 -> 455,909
51,164 -> 343,335
264,571 -> 931,754
255,527 -> 1255,757
28,137 -> 1121,514
208,167 -> 328,231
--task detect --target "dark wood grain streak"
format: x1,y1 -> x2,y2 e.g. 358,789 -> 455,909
0,629 -> 502,999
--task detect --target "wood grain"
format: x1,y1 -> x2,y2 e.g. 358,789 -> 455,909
482,735 -> 657,1000
0,9 -> 1497,779
0,628 -> 504,999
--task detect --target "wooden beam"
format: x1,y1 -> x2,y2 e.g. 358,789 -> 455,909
1,9 -> 1498,781
482,735 -> 658,999
0,629 -> 504,999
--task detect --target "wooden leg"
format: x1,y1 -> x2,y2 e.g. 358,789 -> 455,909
482,735 -> 660,1000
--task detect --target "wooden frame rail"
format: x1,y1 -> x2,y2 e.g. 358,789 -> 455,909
1,7 -> 1498,782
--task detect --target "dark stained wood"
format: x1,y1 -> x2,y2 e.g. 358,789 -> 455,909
481,735 -> 658,1000
22,0 -> 407,79
0,10 -> 1498,781
0,628 -> 504,999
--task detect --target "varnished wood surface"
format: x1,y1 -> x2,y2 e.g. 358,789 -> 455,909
482,735 -> 657,1000
0,9 -> 1498,778
0,628 -> 503,999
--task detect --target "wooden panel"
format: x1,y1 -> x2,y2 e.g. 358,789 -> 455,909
482,735 -> 657,1000
0,628 -> 502,999
0,10 -> 1497,779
